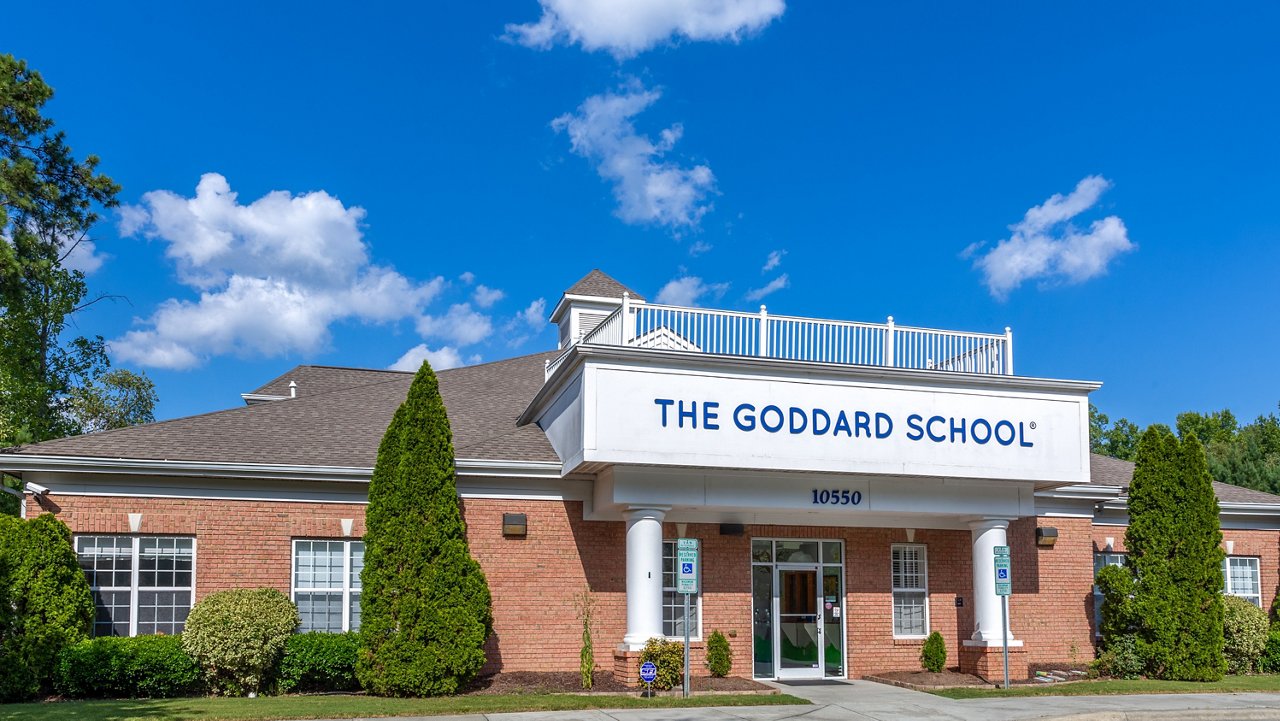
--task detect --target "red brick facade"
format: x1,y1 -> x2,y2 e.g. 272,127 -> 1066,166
30,492 -> 1276,683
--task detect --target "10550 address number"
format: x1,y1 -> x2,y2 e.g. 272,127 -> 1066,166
811,489 -> 863,506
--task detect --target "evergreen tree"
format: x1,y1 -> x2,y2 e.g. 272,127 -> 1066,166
1167,433 -> 1225,680
1126,426 -> 1180,677
1126,427 -> 1226,681
356,361 -> 492,696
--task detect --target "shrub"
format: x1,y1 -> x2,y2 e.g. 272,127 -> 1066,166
576,588 -> 594,690
1223,596 -> 1269,674
182,588 -> 299,695
0,514 -> 94,701
639,637 -> 684,690
706,630 -> 731,677
278,632 -> 361,693
1095,563 -> 1136,647
920,631 -> 946,673
357,361 -> 493,697
1092,633 -> 1144,679
1259,628 -> 1280,673
55,635 -> 200,698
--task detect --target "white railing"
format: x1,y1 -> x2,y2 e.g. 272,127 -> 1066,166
546,293 -> 1013,379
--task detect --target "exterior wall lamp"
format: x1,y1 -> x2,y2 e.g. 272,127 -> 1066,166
1036,527 -> 1058,547
502,513 -> 527,538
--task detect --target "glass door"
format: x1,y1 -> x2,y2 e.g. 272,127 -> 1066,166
775,565 -> 823,679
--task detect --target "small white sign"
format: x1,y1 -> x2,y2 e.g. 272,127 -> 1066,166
677,538 -> 699,594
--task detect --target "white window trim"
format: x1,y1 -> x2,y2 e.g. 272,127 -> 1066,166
1223,555 -> 1263,607
76,535 -> 197,638
890,543 -> 929,639
661,539 -> 703,642
290,538 -> 363,633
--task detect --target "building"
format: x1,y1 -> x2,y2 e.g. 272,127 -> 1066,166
4,269 -> 1278,683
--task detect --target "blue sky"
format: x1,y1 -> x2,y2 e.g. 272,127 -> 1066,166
4,2 -> 1278,427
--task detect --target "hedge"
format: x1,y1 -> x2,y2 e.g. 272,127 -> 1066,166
278,632 -> 361,693
1223,596 -> 1269,674
639,637 -> 684,690
55,635 -> 201,698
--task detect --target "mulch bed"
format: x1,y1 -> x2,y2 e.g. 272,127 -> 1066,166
867,670 -> 990,688
462,671 -> 771,695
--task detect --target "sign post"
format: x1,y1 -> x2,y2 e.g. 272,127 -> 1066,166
993,545 -> 1012,689
677,538 -> 699,699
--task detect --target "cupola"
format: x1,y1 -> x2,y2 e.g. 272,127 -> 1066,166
550,269 -> 646,349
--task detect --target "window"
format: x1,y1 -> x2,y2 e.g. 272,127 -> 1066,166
661,540 -> 700,638
1092,552 -> 1127,631
292,539 -> 364,632
1223,556 -> 1262,607
76,536 -> 195,637
890,544 -> 928,637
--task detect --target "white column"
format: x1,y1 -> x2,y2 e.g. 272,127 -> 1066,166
622,507 -> 667,649
965,518 -> 1021,646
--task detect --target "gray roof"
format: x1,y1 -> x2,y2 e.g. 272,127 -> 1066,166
1089,453 -> 1280,505
564,269 -> 646,301
6,351 -> 560,468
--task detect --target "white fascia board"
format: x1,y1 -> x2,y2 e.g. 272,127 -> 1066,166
1093,497 -> 1280,522
240,393 -> 289,405
1,454 -> 564,484
1036,484 -> 1124,502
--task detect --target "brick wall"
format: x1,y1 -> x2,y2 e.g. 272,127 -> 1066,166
35,491 -> 1212,682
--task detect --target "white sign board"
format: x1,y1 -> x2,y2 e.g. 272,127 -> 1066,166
676,538 -> 698,594
589,367 -> 1088,483
994,545 -> 1011,596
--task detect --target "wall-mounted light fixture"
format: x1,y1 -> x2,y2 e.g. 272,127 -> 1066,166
502,513 -> 527,538
1036,527 -> 1058,547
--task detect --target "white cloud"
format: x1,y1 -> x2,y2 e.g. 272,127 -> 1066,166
970,175 -> 1135,300
389,344 -> 466,372
473,284 -> 506,308
655,276 -> 729,307
459,271 -> 476,284
553,82 -> 716,231
762,249 -> 786,272
516,298 -> 547,329
60,236 -> 107,275
416,303 -> 493,347
745,273 -> 789,302
110,173 -> 443,369
504,0 -> 786,59
688,240 -> 712,256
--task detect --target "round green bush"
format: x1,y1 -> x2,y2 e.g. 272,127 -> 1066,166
920,631 -> 947,673
55,635 -> 201,698
1092,633 -> 1144,679
182,588 -> 299,695
639,637 -> 684,690
1223,595 -> 1269,674
278,632 -> 361,693
706,630 -> 732,677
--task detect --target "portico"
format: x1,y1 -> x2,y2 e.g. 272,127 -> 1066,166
520,287 -> 1095,681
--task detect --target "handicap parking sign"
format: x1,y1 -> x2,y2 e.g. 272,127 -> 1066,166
681,562 -> 694,574
997,568 -> 1008,580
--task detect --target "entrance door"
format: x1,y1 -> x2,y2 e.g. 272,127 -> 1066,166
775,565 -> 823,679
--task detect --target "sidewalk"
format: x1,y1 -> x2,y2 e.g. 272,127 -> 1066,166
312,679 -> 1280,721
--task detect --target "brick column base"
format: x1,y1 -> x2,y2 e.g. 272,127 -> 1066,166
613,648 -> 644,688
960,644 -> 1028,683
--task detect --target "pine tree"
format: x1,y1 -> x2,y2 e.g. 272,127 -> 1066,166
356,361 -> 493,696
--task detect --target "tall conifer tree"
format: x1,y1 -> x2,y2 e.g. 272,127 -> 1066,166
356,362 -> 493,696
1126,426 -> 1226,681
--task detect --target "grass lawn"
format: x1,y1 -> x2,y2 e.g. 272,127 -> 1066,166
0,692 -> 808,721
932,674 -> 1280,699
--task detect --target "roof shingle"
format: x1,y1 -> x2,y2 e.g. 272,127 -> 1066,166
1089,453 -> 1280,505
564,269 -> 646,301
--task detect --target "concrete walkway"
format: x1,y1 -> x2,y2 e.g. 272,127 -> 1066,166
315,680 -> 1280,721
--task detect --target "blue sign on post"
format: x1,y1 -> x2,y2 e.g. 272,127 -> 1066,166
639,661 -> 657,684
